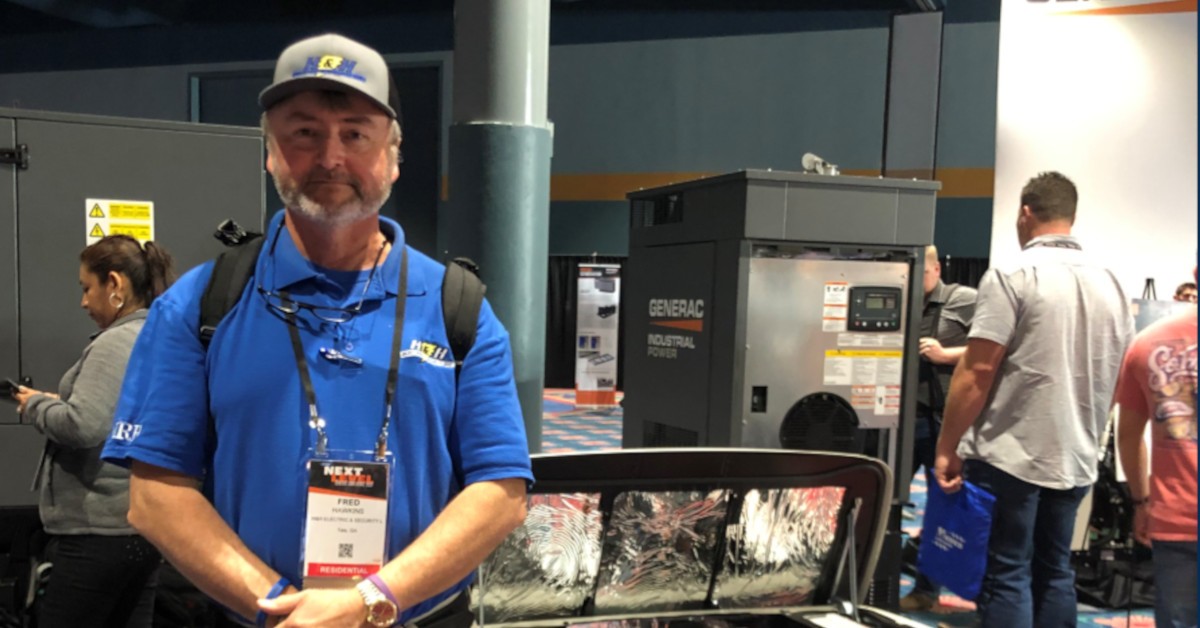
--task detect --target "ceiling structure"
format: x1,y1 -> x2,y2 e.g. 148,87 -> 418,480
0,0 -> 943,37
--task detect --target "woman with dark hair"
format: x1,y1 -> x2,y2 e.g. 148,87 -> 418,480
14,234 -> 175,628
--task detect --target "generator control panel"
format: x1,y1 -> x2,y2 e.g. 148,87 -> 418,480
848,286 -> 903,331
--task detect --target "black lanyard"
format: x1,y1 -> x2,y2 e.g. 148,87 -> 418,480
280,246 -> 408,460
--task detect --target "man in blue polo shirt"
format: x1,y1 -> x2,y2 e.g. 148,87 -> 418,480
102,33 -> 532,628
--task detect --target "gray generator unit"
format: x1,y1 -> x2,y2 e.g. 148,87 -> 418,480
0,108 -> 264,507
623,170 -> 939,491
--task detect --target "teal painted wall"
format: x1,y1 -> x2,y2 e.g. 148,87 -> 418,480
551,202 -> 629,256
0,6 -> 1004,258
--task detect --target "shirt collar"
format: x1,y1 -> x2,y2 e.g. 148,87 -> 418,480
925,279 -> 949,306
263,209 -> 424,298
1022,233 -> 1081,251
91,308 -> 148,340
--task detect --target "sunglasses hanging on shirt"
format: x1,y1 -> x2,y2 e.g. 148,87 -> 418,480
257,225 -> 388,365
257,226 -> 388,325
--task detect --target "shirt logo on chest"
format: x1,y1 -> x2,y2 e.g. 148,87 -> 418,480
399,339 -> 454,369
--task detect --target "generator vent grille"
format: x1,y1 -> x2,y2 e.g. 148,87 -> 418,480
779,393 -> 863,454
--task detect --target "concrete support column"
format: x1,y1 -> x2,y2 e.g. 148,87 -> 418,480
445,0 -> 553,452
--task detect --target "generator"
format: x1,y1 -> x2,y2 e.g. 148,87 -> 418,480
623,170 -> 939,497
621,170 -> 938,609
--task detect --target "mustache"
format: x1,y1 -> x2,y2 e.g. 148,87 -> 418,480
304,170 -> 360,191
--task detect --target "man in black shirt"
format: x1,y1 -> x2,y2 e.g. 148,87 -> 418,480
900,245 -> 978,611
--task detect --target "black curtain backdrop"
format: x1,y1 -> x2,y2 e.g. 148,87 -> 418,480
940,256 -> 988,288
545,256 -> 626,390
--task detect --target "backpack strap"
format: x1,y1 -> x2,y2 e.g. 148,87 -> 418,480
441,257 -> 485,381
199,234 -> 264,348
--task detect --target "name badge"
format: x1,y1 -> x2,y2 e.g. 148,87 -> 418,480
302,459 -> 390,587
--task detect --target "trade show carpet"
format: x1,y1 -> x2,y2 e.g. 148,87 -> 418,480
539,389 -> 1155,627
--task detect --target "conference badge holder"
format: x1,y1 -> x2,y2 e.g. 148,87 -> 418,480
301,449 -> 393,590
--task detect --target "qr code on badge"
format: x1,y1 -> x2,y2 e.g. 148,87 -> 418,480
338,543 -> 353,559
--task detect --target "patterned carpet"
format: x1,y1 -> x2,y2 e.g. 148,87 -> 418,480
539,389 -> 1156,627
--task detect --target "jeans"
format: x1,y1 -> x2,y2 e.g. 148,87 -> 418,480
965,460 -> 1089,628
1153,539 -> 1198,628
37,534 -> 162,628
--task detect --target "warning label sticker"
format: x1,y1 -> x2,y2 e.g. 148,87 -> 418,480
823,355 -> 852,386
875,385 -> 901,416
823,282 -> 849,305
838,333 -> 905,348
110,223 -> 153,241
850,385 -> 876,410
822,282 -> 849,332
823,349 -> 903,387
86,199 -> 154,246
109,203 -> 152,220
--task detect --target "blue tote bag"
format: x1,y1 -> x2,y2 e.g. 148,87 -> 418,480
916,478 -> 997,600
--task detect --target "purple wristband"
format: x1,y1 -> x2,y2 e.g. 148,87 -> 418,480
367,573 -> 401,608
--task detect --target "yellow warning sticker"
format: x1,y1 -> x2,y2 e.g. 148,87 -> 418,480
109,223 -> 152,241
85,199 -> 154,245
110,203 -> 151,220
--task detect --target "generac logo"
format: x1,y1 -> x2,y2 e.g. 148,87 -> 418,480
648,298 -> 704,332
1026,0 -> 1196,16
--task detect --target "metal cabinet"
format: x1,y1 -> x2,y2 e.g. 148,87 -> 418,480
0,108 -> 264,506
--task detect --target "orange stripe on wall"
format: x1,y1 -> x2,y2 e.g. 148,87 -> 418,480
935,168 -> 994,198
442,168 -> 996,203
1063,0 -> 1196,16
842,169 -> 882,178
551,172 -> 716,202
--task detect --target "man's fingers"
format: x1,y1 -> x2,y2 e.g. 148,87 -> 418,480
258,591 -> 301,614
936,474 -> 963,494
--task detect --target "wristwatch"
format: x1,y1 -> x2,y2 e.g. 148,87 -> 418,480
356,577 -> 399,627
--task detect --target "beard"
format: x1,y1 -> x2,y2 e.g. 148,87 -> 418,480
272,165 -> 393,227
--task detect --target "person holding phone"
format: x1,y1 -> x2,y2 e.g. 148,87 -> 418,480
15,234 -> 175,628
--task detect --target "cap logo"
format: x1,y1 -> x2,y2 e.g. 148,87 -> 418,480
293,55 -> 366,83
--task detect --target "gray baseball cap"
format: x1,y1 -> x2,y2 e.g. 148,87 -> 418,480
259,33 -> 397,119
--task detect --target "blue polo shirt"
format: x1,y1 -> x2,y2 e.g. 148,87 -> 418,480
102,210 -> 533,621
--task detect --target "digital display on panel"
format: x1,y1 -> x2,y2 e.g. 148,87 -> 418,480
864,296 -> 897,311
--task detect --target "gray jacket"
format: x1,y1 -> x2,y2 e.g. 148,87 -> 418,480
27,310 -> 147,535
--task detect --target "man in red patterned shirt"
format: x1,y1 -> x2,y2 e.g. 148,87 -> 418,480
1116,270 -> 1197,628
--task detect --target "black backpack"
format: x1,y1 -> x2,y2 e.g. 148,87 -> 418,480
197,221 -> 485,378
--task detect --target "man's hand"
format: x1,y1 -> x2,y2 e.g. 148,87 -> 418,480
258,587 -> 367,628
919,337 -> 954,365
933,449 -> 963,494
